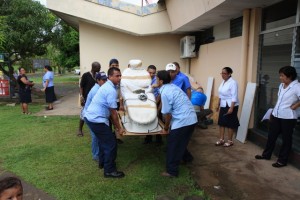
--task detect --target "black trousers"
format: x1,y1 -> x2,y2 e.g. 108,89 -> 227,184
262,115 -> 296,165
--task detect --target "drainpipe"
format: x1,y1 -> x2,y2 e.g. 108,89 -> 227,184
187,58 -> 191,74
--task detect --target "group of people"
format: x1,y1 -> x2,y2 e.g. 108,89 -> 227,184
17,65 -> 56,114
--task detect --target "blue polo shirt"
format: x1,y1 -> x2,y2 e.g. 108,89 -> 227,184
177,71 -> 191,91
83,83 -> 100,116
191,90 -> 207,106
159,83 -> 197,130
43,71 -> 54,87
151,76 -> 159,97
85,80 -> 118,126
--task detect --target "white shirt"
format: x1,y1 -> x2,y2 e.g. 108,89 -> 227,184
272,80 -> 300,119
218,77 -> 239,107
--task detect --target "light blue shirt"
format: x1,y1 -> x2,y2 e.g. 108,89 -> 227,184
43,71 -> 54,87
159,83 -> 197,130
83,83 -> 100,117
85,80 -> 118,126
151,76 -> 159,97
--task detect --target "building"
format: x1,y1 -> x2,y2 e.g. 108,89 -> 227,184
47,0 -> 300,167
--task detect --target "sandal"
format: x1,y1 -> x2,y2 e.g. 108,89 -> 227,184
215,139 -> 225,146
223,140 -> 234,147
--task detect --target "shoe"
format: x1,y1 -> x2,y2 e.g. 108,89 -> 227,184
255,155 -> 270,160
160,172 -> 176,178
215,139 -> 225,146
223,140 -> 233,147
104,171 -> 125,178
272,162 -> 286,168
117,139 -> 124,144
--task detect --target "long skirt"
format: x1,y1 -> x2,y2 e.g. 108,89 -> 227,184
45,86 -> 57,103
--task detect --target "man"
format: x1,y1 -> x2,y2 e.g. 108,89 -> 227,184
78,62 -> 101,136
173,62 -> 191,99
109,58 -> 124,144
109,58 -> 119,68
143,65 -> 163,145
165,63 -> 190,98
191,87 -> 213,129
83,72 -> 108,162
84,67 -> 125,178
157,70 -> 197,177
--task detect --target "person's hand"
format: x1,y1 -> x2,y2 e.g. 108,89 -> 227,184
41,88 -> 46,92
119,105 -> 124,112
118,128 -> 125,135
80,95 -> 85,103
160,128 -> 169,134
291,103 -> 298,110
227,107 -> 233,115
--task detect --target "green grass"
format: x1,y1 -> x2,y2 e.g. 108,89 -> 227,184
27,72 -> 80,84
0,104 -> 205,200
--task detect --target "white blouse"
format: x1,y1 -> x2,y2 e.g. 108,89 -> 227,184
272,80 -> 300,119
218,77 -> 239,107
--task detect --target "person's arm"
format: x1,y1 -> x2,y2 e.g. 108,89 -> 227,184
20,77 -> 34,86
161,113 -> 172,134
110,108 -> 125,135
41,80 -> 49,92
186,88 -> 191,99
291,101 -> 300,110
227,81 -> 238,114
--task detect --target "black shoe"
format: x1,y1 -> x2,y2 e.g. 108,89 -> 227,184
117,139 -> 124,144
255,155 -> 270,160
272,162 -> 287,168
104,171 -> 125,178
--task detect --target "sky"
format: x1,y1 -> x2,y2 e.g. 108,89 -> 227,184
35,0 -> 46,6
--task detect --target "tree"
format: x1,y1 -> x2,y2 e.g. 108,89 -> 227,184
0,0 -> 56,77
50,20 -> 79,73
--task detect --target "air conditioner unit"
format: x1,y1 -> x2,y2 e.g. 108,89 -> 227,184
180,36 -> 196,58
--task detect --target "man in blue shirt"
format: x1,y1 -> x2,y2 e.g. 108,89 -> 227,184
191,87 -> 213,129
143,65 -> 163,145
83,72 -> 107,162
173,62 -> 191,99
157,70 -> 197,177
84,67 -> 125,178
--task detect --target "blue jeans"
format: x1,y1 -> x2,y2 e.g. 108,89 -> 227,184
166,124 -> 196,176
84,118 -> 100,160
85,118 -> 117,173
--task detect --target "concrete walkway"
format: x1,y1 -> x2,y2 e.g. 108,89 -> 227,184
189,125 -> 300,200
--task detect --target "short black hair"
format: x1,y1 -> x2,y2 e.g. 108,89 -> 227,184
44,65 -> 53,71
91,62 -> 101,71
157,70 -> 171,84
0,177 -> 23,195
109,58 -> 119,66
107,67 -> 120,77
173,62 -> 180,68
279,66 -> 297,81
147,65 -> 156,71
223,67 -> 233,74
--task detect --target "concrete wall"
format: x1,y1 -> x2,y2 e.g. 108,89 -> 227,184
190,37 -> 243,120
165,0 -> 225,31
79,22 -> 185,73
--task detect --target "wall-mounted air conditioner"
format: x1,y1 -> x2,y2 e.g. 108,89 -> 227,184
180,36 -> 196,58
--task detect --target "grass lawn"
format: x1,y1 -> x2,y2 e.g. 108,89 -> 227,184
0,74 -> 206,200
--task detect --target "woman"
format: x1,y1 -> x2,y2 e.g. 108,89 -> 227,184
17,67 -> 34,114
255,66 -> 300,168
41,65 -> 56,110
215,67 -> 240,147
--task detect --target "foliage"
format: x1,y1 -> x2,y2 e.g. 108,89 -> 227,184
50,21 -> 79,71
0,0 -> 56,76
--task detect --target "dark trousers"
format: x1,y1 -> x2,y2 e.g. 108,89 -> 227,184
166,124 -> 196,176
85,119 -> 117,173
262,116 -> 296,165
